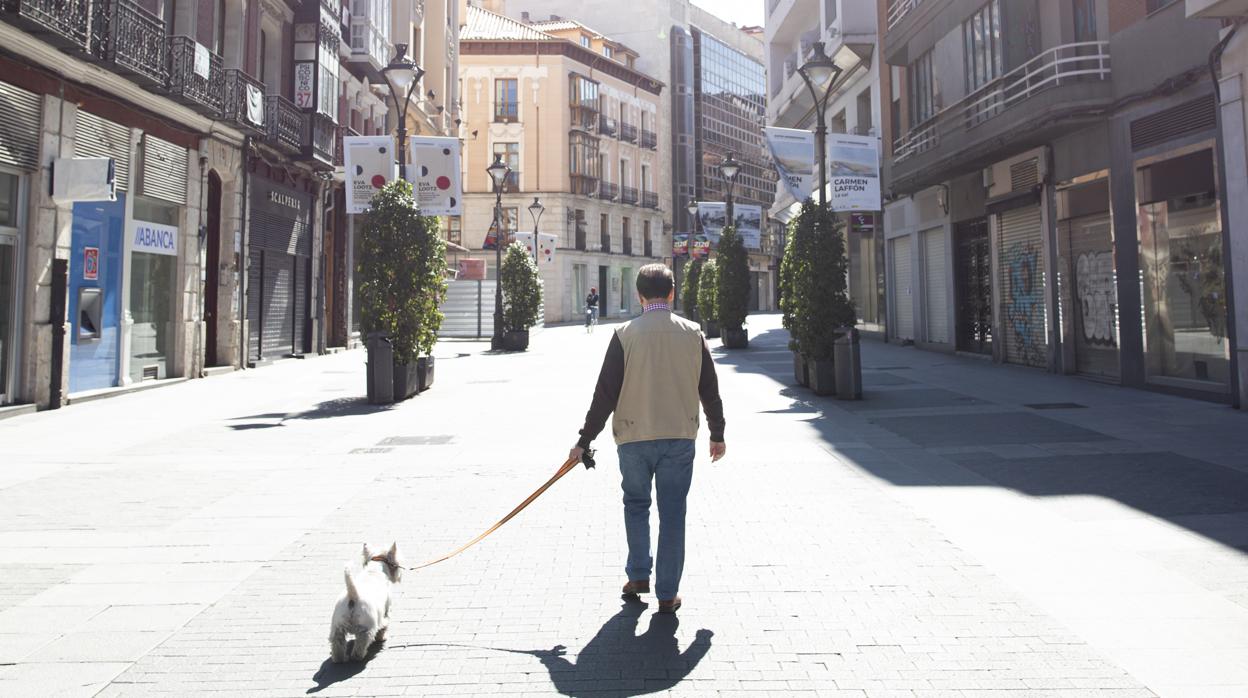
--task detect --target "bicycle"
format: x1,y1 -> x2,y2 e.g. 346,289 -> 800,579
585,305 -> 598,333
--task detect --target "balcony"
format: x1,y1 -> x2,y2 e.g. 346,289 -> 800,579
264,95 -> 304,155
89,0 -> 167,87
347,13 -> 388,80
304,112 -> 337,168
620,186 -> 638,205
640,129 -> 657,150
642,191 -> 659,209
891,42 -> 1112,193
333,125 -> 359,167
223,70 -> 266,135
598,181 -> 618,201
619,123 -> 638,143
1,0 -> 90,53
571,174 -> 598,197
575,228 -> 587,251
623,236 -> 632,256
598,115 -> 617,137
600,232 -> 611,253
167,36 -> 224,116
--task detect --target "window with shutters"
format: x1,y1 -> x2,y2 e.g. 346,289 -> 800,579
908,50 -> 936,126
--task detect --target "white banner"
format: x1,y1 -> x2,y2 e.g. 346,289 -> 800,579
193,43 -> 211,79
696,202 -> 762,250
828,133 -> 881,212
129,219 -> 179,256
408,136 -> 463,216
343,135 -> 397,214
765,127 -> 817,203
512,232 -> 558,265
245,84 -> 265,127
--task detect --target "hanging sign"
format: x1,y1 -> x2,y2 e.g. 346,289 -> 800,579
457,258 -> 486,280
83,247 -> 99,281
695,202 -> 762,250
129,220 -> 179,256
343,135 -> 397,214
512,232 -> 557,265
294,62 -> 315,109
672,233 -> 690,257
408,136 -> 463,215
193,43 -> 211,79
765,127 -> 817,203
828,134 -> 881,212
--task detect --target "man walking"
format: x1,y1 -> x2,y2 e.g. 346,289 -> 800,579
570,264 -> 726,613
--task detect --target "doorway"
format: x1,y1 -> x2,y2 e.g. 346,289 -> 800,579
954,218 -> 992,354
598,266 -> 609,319
204,172 -> 222,367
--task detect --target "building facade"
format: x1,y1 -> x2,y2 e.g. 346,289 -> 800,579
458,5 -> 667,323
765,0 -> 884,333
881,0 -> 1236,403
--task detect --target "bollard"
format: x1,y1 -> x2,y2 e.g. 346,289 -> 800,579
366,333 -> 395,405
834,327 -> 862,400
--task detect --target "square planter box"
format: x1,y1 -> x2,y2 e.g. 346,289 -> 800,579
808,358 -> 836,396
701,320 -> 720,338
417,356 -> 435,392
722,327 -> 748,348
393,361 -> 421,400
793,351 -> 809,387
502,330 -> 530,352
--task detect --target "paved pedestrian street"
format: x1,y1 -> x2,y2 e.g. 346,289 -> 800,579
1,314 -> 1247,698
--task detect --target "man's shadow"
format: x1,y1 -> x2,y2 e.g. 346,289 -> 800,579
506,601 -> 713,697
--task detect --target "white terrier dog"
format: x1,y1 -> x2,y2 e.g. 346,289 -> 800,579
329,542 -> 403,663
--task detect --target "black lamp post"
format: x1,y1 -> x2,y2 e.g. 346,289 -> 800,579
527,197 -> 545,265
797,41 -> 842,209
686,199 -> 699,242
381,43 -> 425,181
487,154 -> 511,350
719,152 -> 741,230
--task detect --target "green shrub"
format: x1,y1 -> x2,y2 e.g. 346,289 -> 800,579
697,257 -> 719,325
716,226 -> 750,331
501,241 -> 542,332
357,180 -> 447,364
681,257 -> 702,321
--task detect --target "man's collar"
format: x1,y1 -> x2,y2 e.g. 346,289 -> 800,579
642,301 -> 671,314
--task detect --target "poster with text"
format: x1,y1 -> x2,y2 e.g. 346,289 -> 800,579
696,202 -> 762,250
512,232 -> 558,265
343,135 -> 396,214
765,127 -> 816,203
828,134 -> 881,212
408,136 -> 462,215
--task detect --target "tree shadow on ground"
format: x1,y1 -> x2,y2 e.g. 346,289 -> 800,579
306,638 -> 385,694
228,397 -> 399,429
500,601 -> 713,697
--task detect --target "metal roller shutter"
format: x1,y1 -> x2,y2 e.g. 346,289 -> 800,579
138,135 -> 188,205
293,257 -> 308,355
922,228 -> 948,344
74,110 -> 131,192
997,206 -> 1046,367
1065,213 -> 1119,379
0,81 -> 41,170
262,253 -> 293,359
248,253 -> 263,361
890,236 -> 913,341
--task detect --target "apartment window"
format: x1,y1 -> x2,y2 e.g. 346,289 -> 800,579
641,164 -> 650,192
619,159 -> 629,187
856,88 -> 873,135
447,216 -> 462,246
1073,0 -> 1097,40
213,0 -> 226,54
570,74 -> 600,131
259,30 -> 268,84
909,49 -> 936,125
494,78 -> 518,122
603,45 -> 613,58
581,35 -> 591,47
964,0 -> 1003,93
493,142 -> 520,191
570,132 -> 600,194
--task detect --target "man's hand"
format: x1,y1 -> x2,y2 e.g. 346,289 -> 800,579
569,446 -> 585,465
709,441 -> 726,462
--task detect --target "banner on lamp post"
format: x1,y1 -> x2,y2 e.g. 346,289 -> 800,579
828,133 -> 881,212
343,135 -> 397,214
764,127 -> 817,203
512,231 -> 557,265
408,136 -> 463,215
695,202 -> 762,250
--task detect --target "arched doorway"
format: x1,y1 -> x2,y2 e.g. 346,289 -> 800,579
205,171 -> 222,367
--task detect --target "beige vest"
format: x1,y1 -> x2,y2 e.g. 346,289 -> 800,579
611,310 -> 705,445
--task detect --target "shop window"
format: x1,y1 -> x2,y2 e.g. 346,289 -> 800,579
130,196 -> 180,382
1137,148 -> 1229,389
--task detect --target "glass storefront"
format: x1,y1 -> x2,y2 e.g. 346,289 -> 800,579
129,196 -> 180,382
1137,147 -> 1230,390
849,213 -> 885,332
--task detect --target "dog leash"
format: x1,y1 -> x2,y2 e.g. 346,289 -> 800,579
374,449 -> 596,572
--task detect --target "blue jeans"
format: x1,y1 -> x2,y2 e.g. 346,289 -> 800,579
617,438 -> 696,601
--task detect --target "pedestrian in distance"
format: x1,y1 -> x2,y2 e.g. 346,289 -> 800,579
570,264 -> 726,614
585,287 -> 600,331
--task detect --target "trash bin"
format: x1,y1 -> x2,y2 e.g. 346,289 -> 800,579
366,333 -> 395,405
834,327 -> 862,400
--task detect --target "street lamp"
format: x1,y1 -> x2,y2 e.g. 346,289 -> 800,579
487,153 -> 512,350
381,43 -> 425,181
527,197 -> 545,265
797,41 -> 842,208
719,152 -> 741,230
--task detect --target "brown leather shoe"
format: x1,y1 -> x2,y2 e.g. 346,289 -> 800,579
657,596 -> 682,614
621,580 -> 650,598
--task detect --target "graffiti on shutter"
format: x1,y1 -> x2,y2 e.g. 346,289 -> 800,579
997,206 -> 1046,367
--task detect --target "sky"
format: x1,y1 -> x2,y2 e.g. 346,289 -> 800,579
691,0 -> 764,27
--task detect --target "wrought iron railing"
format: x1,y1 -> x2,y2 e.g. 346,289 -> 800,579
895,42 -> 1111,164
600,232 -> 611,253
886,0 -> 918,31
1,0 -> 90,52
598,181 -> 618,201
90,0 -> 167,86
333,125 -> 359,167
598,115 -> 617,137
223,70 -> 266,134
575,229 -> 587,251
623,236 -> 633,256
167,35 -> 224,115
642,191 -> 658,209
619,123 -> 637,143
620,186 -> 638,205
306,113 -> 337,166
264,95 -> 304,154
640,129 -> 657,150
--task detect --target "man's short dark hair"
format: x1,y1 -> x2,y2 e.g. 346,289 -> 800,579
636,264 -> 674,300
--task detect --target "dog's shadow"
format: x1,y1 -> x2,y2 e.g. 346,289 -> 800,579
307,639 -> 385,694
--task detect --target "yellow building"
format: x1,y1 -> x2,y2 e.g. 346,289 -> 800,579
459,5 -> 668,323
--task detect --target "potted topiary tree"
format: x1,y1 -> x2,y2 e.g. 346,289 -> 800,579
780,202 -> 816,386
501,241 -> 542,351
799,205 -> 856,396
716,226 -> 750,349
680,257 -> 701,322
697,257 -> 720,338
357,180 -> 448,402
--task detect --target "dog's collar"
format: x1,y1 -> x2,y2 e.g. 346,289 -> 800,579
370,554 -> 405,571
